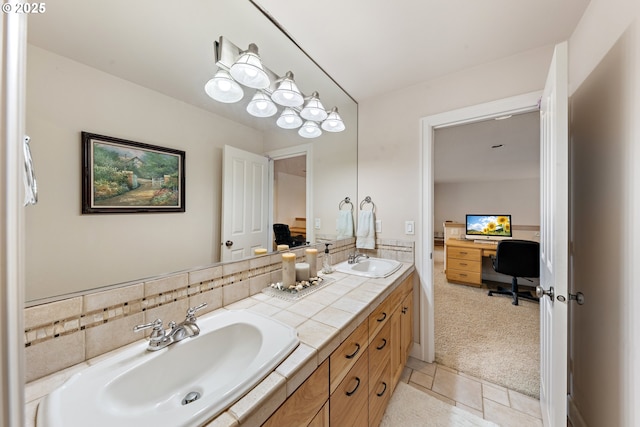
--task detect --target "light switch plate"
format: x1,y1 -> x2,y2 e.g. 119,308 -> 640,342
375,220 -> 382,233
405,221 -> 415,235
315,218 -> 321,229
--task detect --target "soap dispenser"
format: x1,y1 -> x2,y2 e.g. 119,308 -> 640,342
322,243 -> 333,274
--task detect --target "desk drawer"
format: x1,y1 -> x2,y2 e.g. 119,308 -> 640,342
448,247 -> 481,261
448,258 -> 481,273
447,269 -> 481,285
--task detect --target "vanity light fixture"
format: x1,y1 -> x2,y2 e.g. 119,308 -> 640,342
208,36 -> 346,138
320,107 -> 346,132
204,69 -> 244,103
246,90 -> 277,117
298,120 -> 322,138
300,91 -> 328,121
271,71 -> 304,107
276,107 -> 303,129
229,43 -> 270,89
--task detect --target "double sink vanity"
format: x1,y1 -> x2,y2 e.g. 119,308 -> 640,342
30,255 -> 415,427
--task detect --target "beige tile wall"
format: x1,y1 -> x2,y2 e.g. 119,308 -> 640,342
24,238 -> 413,382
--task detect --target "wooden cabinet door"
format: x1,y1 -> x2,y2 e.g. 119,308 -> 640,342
262,359 -> 328,427
389,303 -> 403,392
401,292 -> 413,365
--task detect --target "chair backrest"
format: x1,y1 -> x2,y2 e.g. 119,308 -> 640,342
273,223 -> 293,245
492,240 -> 540,278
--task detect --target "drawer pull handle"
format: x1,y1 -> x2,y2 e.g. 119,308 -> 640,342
460,273 -> 467,277
459,251 -> 468,255
376,338 -> 387,350
377,312 -> 387,322
402,307 -> 408,314
460,263 -> 467,266
345,343 -> 360,359
376,382 -> 388,397
346,377 -> 361,396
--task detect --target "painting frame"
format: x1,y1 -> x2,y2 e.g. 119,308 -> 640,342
81,132 -> 185,214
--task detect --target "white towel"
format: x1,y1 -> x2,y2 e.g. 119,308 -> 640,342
356,210 -> 375,249
336,210 -> 354,240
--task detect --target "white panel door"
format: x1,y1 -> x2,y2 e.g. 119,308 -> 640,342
221,145 -> 269,261
538,42 -> 569,427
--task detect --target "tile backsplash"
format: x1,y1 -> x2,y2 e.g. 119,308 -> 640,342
24,238 -> 414,382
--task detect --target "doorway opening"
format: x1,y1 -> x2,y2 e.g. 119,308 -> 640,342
273,155 -> 307,249
417,91 -> 542,364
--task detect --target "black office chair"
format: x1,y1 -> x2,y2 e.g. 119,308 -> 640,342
488,240 -> 540,305
273,223 -> 306,248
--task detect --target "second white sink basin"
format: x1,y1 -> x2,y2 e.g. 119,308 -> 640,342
36,309 -> 299,427
334,257 -> 402,278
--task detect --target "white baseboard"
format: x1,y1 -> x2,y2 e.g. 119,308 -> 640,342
568,394 -> 587,427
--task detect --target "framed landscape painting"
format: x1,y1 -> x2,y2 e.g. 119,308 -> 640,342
82,132 -> 185,214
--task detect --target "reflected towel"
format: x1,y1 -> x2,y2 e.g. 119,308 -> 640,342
336,210 -> 354,239
356,210 -> 375,249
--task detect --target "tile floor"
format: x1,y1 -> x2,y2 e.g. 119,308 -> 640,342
400,356 -> 543,427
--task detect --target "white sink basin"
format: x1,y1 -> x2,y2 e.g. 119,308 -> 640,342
36,310 -> 299,427
334,257 -> 402,278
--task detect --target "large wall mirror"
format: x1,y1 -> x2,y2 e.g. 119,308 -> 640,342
25,0 -> 357,303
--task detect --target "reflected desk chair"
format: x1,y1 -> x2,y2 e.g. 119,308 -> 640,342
488,239 -> 540,306
273,223 -> 306,248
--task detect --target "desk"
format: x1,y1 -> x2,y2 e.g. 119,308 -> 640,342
445,238 -> 497,287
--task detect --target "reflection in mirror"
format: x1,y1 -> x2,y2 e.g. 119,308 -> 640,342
25,0 -> 357,303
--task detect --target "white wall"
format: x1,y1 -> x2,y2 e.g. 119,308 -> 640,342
358,45 -> 553,243
25,45 -> 264,301
567,0 -> 640,425
434,178 -> 539,236
274,172 -> 305,225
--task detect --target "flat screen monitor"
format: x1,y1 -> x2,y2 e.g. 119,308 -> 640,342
465,214 -> 512,241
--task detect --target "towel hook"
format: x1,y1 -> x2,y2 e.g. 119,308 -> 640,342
359,196 -> 375,212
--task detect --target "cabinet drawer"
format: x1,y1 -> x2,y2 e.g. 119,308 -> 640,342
448,247 -> 481,261
369,361 -> 391,427
446,269 -> 481,285
330,351 -> 369,427
369,321 -> 390,392
330,320 -> 368,394
368,295 -> 392,341
448,258 -> 481,273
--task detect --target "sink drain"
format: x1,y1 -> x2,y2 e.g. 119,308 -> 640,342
182,391 -> 201,405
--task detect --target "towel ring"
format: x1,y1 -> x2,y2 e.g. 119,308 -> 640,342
339,197 -> 354,212
359,196 -> 376,212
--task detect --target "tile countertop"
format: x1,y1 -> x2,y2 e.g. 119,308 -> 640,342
25,263 -> 415,427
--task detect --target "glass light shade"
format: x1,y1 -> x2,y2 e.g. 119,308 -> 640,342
298,120 -> 322,138
321,107 -> 346,132
300,91 -> 328,121
276,108 -> 303,129
204,69 -> 244,103
229,43 -> 270,89
271,71 -> 304,107
246,91 -> 277,117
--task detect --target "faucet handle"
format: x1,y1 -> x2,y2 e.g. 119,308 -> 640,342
186,303 -> 207,320
133,319 -> 166,340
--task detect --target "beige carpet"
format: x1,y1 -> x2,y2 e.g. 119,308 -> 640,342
381,382 -> 498,427
434,248 -> 540,398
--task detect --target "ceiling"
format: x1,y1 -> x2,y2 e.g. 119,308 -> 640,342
254,0 -> 590,101
434,111 -> 540,183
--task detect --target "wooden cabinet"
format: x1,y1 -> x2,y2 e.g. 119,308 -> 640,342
265,272 -> 414,427
262,359 -> 329,427
446,245 -> 482,286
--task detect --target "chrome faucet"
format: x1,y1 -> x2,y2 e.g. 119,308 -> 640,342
133,303 -> 207,351
348,252 -> 370,264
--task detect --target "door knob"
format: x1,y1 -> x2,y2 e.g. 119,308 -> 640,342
557,292 -> 585,305
225,240 -> 233,247
536,285 -> 554,300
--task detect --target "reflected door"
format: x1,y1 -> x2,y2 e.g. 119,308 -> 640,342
221,145 -> 269,261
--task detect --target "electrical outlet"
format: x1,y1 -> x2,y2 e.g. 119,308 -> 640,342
375,220 -> 382,233
405,221 -> 415,235
314,218 -> 321,229
452,228 -> 459,235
